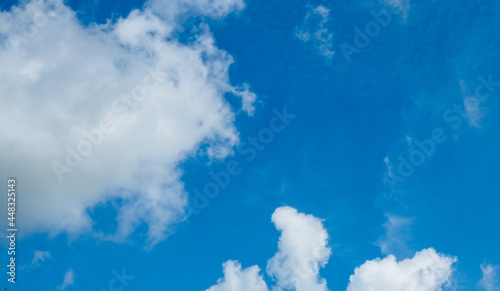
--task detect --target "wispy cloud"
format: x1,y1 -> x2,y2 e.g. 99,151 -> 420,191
376,213 -> 414,258
31,250 -> 52,267
296,5 -> 334,58
58,268 -> 75,290
480,264 -> 500,291
382,0 -> 411,19
459,79 -> 485,128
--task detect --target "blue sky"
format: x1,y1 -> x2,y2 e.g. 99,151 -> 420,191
0,0 -> 499,290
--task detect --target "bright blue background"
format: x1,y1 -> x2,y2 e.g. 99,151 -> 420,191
2,0 -> 499,290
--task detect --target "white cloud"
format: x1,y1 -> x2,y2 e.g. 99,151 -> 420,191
376,213 -> 413,258
206,207 -> 457,291
0,0 -> 254,248
266,206 -> 331,291
31,250 -> 52,266
58,268 -> 75,290
205,260 -> 269,291
347,248 -> 456,291
296,5 -> 334,58
480,264 -> 500,291
205,206 -> 330,291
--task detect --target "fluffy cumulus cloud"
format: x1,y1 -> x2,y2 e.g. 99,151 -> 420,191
0,0 -> 255,247
346,248 -> 456,291
206,207 -> 457,291
480,264 -> 500,291
206,261 -> 269,291
206,206 -> 330,291
266,206 -> 331,291
296,5 -> 334,58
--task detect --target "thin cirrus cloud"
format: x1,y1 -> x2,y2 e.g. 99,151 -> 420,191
0,0 -> 255,248
31,250 -> 52,267
480,264 -> 500,291
296,5 -> 334,58
205,206 -> 456,291
57,268 -> 75,290
459,79 -> 486,128
382,0 -> 411,19
375,213 -> 414,258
